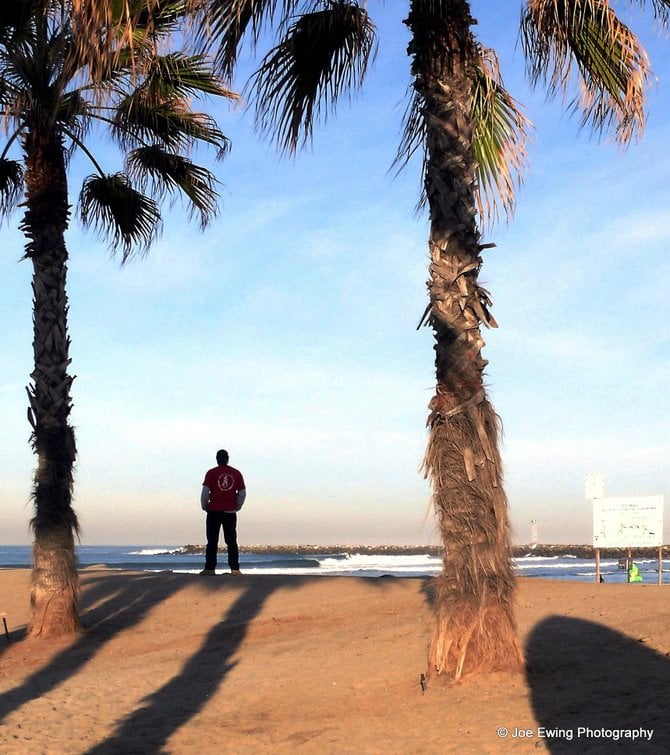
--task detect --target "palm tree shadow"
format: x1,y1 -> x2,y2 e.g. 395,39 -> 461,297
526,616 -> 670,752
0,572 -> 190,720
2,572 -> 400,752
84,576 -> 288,754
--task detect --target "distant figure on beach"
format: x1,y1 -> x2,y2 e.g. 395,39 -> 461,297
628,562 -> 643,583
200,449 -> 246,575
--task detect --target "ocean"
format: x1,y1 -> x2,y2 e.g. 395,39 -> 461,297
1,545 -> 669,583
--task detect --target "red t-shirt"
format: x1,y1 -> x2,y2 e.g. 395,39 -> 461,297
203,465 -> 245,512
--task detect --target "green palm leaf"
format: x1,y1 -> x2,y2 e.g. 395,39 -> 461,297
471,47 -> 530,225
79,172 -> 162,258
143,52 -> 238,98
521,0 -> 651,143
248,0 -> 376,154
396,47 -> 529,227
129,0 -> 188,31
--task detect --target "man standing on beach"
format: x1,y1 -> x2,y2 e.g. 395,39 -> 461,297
200,449 -> 246,575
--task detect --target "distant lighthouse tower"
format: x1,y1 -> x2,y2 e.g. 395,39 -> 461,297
530,519 -> 538,550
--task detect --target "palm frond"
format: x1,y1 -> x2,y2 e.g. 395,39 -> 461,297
0,158 -> 24,215
111,0 -> 190,56
69,0 -> 187,81
129,0 -> 188,31
143,52 -> 238,99
56,90 -> 90,128
521,0 -> 650,144
127,145 -> 219,228
0,1 -> 35,44
192,0 -> 300,79
395,80 -> 421,164
248,0 -> 376,154
645,0 -> 670,25
471,47 -> 530,226
112,91 -> 230,155
395,48 -> 530,228
0,71 -> 16,110
79,172 -> 162,259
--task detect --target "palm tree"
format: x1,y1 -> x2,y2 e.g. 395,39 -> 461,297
0,0 -> 235,637
191,0 -> 662,680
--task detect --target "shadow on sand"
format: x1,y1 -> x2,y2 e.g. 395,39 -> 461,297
0,572 -> 199,718
84,574 -> 285,754
0,570 -> 404,753
526,616 -> 670,753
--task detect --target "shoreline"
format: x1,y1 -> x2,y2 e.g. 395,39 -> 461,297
173,543 -> 669,559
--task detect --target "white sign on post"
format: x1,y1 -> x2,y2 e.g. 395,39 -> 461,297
592,496 -> 664,548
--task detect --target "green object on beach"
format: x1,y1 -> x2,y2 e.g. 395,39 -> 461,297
628,563 -> 643,583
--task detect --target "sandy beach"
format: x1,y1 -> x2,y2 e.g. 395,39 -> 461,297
1,569 -> 669,753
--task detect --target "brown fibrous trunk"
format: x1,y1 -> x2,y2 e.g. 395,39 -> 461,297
406,1 -> 523,681
23,124 -> 81,638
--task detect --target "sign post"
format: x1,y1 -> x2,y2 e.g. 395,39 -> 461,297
585,473 -> 605,583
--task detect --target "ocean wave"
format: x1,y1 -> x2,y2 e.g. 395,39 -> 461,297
127,548 -> 174,557
513,561 -> 579,571
320,554 -> 439,567
253,558 -> 322,569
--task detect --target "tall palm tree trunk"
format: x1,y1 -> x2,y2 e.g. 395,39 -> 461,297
22,128 -> 81,638
407,0 -> 522,680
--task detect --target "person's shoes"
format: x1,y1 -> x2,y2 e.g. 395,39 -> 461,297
199,569 -> 216,575
231,569 -> 242,575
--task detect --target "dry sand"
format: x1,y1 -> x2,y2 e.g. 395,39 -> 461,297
1,569 -> 669,753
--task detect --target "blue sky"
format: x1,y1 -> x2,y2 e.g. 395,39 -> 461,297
1,2 -> 669,546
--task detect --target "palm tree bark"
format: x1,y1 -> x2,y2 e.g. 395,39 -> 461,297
22,127 -> 81,638
407,0 -> 522,680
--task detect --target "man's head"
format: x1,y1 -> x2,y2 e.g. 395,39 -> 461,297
216,449 -> 229,466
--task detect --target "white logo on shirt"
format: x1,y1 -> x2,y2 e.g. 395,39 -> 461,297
217,473 -> 235,492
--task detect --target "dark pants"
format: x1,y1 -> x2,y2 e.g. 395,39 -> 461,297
205,511 -> 239,571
